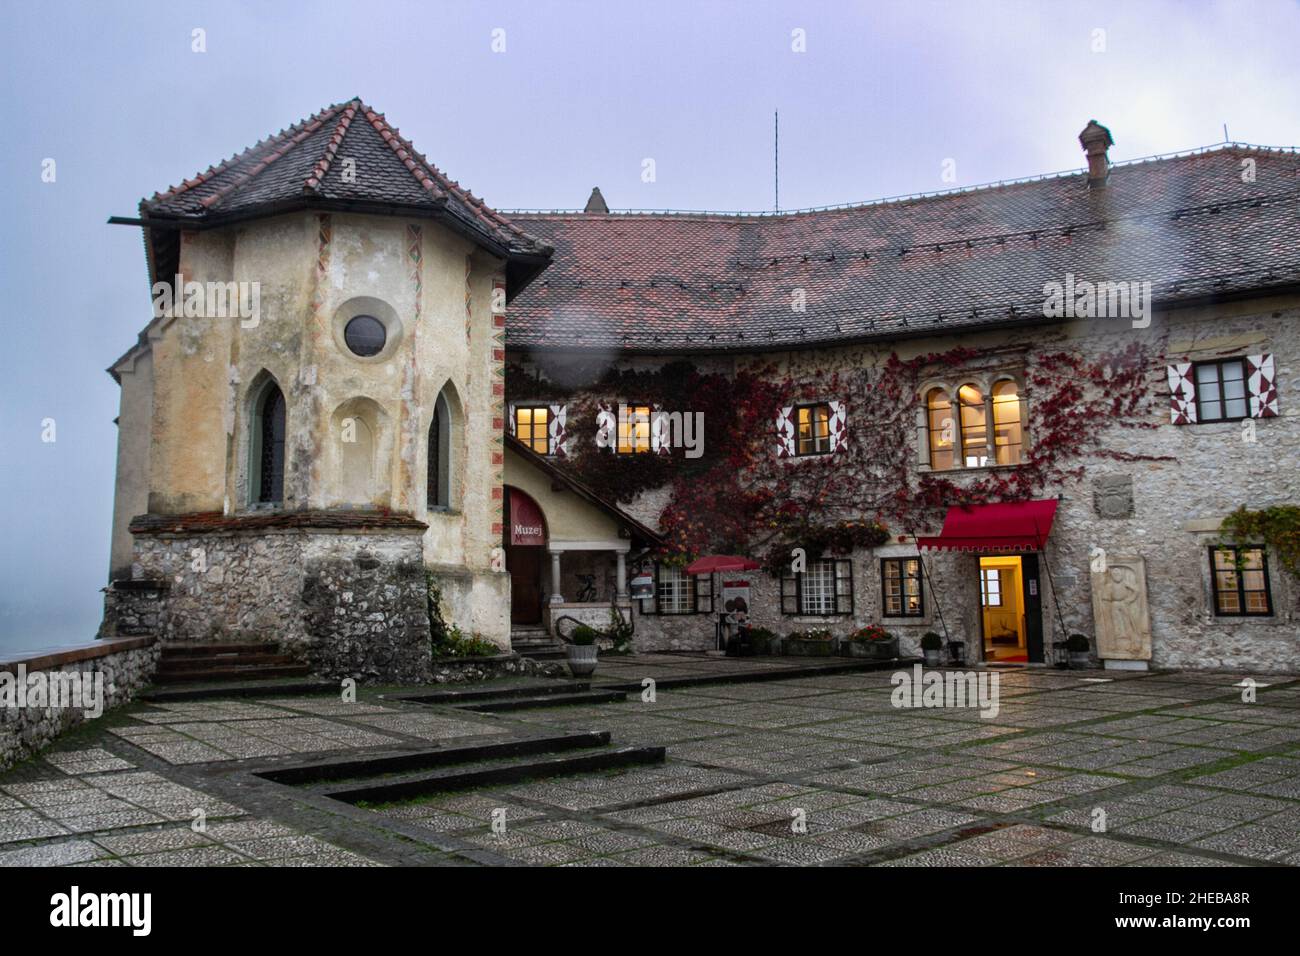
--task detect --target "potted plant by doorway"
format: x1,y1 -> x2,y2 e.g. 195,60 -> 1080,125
566,625 -> 600,677
920,631 -> 944,667
1066,633 -> 1091,668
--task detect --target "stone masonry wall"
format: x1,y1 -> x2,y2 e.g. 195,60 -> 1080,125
513,295 -> 1300,673
122,527 -> 435,682
0,638 -> 160,771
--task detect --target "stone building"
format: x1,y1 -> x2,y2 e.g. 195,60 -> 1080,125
102,100 -> 1300,677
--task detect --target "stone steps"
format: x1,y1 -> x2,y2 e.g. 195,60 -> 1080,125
454,689 -> 627,712
256,730 -> 613,787
155,641 -> 311,685
323,744 -> 666,805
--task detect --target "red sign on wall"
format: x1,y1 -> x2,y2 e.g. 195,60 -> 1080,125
509,490 -> 546,546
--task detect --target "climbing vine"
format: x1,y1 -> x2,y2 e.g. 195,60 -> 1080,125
510,339 -> 1161,567
1219,505 -> 1300,578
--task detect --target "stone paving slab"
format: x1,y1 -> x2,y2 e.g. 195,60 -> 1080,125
1,663 -> 1297,867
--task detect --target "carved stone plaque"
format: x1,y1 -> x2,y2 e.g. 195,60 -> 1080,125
1091,555 -> 1153,661
1093,474 -> 1134,519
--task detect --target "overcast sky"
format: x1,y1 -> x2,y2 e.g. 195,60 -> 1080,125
1,0 -> 1297,654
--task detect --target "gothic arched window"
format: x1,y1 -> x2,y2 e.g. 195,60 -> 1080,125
253,381 -> 286,504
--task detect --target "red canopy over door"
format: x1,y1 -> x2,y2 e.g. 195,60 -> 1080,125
916,499 -> 1059,552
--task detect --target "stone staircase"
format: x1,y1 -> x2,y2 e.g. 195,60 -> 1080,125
510,626 -> 566,661
154,642 -> 312,684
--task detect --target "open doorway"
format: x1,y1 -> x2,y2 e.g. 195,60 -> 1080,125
979,554 -> 1045,663
980,557 -> 1025,661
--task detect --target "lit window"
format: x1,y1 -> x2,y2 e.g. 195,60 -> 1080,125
980,568 -> 1003,607
882,558 -> 923,617
926,388 -> 954,471
514,405 -> 550,454
958,384 -> 988,466
618,405 -> 651,454
1211,546 -> 1272,616
796,403 -> 832,456
1195,359 -> 1249,422
992,380 -> 1022,465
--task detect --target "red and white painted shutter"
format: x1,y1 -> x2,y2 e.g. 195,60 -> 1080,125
828,400 -> 848,453
1167,363 -> 1197,425
1246,354 -> 1279,419
596,402 -> 617,451
547,404 -> 567,456
775,406 -> 796,458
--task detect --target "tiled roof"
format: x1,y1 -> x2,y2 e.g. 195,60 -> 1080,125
506,145 -> 1300,352
137,98 -> 551,261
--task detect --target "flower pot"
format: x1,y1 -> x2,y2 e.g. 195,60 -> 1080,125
848,639 -> 898,660
922,648 -> 942,667
566,644 -> 599,677
785,639 -> 834,657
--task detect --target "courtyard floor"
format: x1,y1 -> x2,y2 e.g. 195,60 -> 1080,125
2,656 -> 1300,867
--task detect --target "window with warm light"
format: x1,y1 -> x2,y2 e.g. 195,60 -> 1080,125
926,388 -> 955,471
958,384 -> 988,466
796,402 -> 832,456
1211,546 -> 1272,616
617,404 -> 652,454
992,380 -> 1023,465
514,405 -> 549,454
881,558 -> 924,617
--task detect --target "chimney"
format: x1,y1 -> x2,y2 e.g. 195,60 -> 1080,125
584,186 -> 609,214
1078,120 -> 1114,185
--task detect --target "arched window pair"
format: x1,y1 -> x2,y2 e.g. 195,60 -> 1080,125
927,380 -> 1022,470
249,379 -> 458,510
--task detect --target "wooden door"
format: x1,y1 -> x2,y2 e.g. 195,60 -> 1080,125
509,546 -> 543,624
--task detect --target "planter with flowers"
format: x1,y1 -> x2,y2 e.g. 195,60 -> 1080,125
784,628 -> 836,657
845,625 -> 899,660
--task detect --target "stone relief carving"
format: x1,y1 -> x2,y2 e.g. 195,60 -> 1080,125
1093,473 -> 1134,519
1091,555 -> 1153,660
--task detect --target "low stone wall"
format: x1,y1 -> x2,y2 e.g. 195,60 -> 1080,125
429,654 -> 566,683
109,517 -> 439,684
0,637 -> 160,771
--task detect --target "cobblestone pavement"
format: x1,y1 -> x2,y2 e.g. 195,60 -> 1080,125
2,661 -> 1299,867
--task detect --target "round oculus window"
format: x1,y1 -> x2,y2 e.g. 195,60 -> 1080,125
343,315 -> 386,357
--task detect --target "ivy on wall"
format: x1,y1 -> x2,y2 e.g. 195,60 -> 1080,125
508,339 -> 1161,567
1220,505 -> 1300,578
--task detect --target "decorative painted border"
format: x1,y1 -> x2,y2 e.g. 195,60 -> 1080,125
407,224 -> 423,320
490,275 -> 508,537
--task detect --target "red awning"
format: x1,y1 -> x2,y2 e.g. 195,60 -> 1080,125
916,499 -> 1059,552
685,555 -> 762,575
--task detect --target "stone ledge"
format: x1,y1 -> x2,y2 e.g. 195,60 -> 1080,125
129,509 -> 428,536
0,636 -> 157,671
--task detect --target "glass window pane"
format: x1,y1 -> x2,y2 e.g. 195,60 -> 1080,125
958,384 -> 987,466
992,381 -> 1022,466
927,389 -> 954,471
1217,591 -> 1241,613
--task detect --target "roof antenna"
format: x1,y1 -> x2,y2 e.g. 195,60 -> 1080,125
1223,123 -> 1230,143
774,110 -> 780,213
